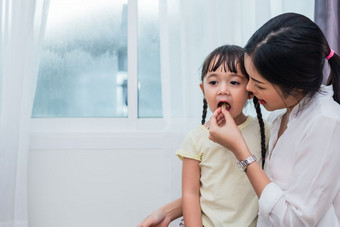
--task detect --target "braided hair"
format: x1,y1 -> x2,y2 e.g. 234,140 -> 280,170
201,99 -> 208,125
253,97 -> 266,169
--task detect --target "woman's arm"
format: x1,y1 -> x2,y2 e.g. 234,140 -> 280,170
209,107 -> 340,226
209,107 -> 271,197
182,157 -> 202,226
257,116 -> 340,226
137,198 -> 182,227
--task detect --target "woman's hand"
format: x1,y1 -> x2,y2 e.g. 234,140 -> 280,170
209,107 -> 249,160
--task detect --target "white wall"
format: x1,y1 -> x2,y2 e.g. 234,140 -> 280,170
28,129 -> 188,227
25,2 -> 315,226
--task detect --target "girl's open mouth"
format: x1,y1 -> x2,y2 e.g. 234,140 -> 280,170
217,102 -> 231,110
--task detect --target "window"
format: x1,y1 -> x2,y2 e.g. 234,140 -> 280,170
32,0 -> 162,118
137,0 -> 162,118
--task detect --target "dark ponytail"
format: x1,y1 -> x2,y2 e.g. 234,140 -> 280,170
326,52 -> 340,104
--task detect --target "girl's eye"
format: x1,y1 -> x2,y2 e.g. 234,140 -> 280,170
209,81 -> 218,85
230,81 -> 240,85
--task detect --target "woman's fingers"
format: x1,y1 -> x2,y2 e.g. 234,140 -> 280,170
220,107 -> 237,127
221,107 -> 233,122
210,107 -> 228,127
210,107 -> 222,127
217,115 -> 225,126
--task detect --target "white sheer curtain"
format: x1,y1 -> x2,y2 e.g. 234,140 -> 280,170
160,0 -> 315,126
0,0 -> 49,226
159,0 -> 314,211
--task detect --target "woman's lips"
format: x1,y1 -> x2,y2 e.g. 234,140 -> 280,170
258,99 -> 266,105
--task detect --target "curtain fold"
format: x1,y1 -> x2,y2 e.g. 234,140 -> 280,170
159,0 -> 315,212
160,0 -> 315,127
0,0 -> 49,226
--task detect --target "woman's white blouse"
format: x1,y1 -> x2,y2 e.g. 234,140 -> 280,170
258,86 -> 340,226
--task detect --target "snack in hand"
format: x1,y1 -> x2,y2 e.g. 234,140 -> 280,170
218,102 -> 231,110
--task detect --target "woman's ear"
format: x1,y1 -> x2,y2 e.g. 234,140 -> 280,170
248,92 -> 254,99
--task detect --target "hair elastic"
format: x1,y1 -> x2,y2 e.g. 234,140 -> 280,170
326,49 -> 335,60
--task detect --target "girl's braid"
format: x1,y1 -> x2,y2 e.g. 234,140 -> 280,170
201,98 -> 208,125
253,96 -> 266,169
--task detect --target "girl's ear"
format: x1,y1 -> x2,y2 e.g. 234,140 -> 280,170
248,92 -> 254,99
199,83 -> 204,94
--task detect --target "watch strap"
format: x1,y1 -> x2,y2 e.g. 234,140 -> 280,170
237,154 -> 257,172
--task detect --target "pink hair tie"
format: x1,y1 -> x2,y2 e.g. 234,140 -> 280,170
326,49 -> 335,60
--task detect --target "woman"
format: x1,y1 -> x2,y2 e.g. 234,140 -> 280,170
138,12 -> 340,227
209,12 -> 340,226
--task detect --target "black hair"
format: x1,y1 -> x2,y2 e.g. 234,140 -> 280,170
244,12 -> 340,104
200,45 -> 267,168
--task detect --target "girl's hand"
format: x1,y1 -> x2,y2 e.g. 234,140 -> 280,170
137,209 -> 171,227
209,108 -> 249,160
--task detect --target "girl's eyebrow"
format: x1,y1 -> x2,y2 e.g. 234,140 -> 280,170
231,74 -> 246,79
205,73 -> 217,79
250,76 -> 265,84
206,72 -> 218,76
207,72 -> 242,76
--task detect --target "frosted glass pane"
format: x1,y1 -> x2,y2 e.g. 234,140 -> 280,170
32,0 -> 128,117
137,0 -> 162,118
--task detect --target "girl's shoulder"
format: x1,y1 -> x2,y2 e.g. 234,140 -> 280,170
245,115 -> 271,139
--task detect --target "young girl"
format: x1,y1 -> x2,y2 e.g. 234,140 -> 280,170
209,13 -> 340,226
138,45 -> 269,226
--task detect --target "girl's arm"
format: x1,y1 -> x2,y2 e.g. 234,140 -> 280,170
209,107 -> 271,197
182,157 -> 202,226
137,198 -> 182,227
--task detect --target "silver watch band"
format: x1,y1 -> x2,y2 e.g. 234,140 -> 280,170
237,154 -> 257,172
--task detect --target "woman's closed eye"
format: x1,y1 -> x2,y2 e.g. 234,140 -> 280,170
255,84 -> 265,90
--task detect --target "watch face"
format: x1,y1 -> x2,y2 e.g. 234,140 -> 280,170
237,155 -> 257,171
237,161 -> 247,171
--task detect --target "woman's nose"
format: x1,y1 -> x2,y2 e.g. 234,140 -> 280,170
246,80 -> 253,93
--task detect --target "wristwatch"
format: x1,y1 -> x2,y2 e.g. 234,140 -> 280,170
237,154 -> 257,172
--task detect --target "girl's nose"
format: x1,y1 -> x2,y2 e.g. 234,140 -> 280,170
218,83 -> 230,95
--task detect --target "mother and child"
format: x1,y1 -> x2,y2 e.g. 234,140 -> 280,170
138,12 -> 340,227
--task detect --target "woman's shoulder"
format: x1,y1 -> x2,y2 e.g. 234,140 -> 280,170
267,109 -> 286,123
309,87 -> 340,121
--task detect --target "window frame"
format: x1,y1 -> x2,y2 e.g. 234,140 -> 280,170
30,0 -> 167,151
